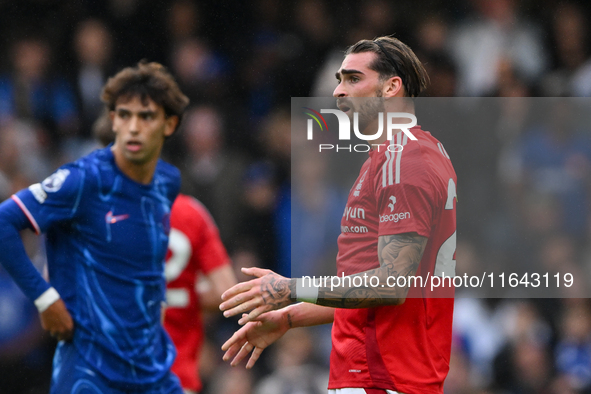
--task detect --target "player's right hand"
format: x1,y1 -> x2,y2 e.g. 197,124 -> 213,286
222,310 -> 290,369
40,299 -> 74,342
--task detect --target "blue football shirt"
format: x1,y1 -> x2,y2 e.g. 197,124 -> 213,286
14,146 -> 180,387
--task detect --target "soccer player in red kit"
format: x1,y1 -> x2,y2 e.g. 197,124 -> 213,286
219,36 -> 457,394
164,194 -> 236,394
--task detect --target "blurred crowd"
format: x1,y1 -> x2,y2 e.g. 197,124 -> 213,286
1,0 -> 591,393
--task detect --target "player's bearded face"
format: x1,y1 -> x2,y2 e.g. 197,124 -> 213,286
356,93 -> 385,133
334,52 -> 391,135
342,90 -> 386,134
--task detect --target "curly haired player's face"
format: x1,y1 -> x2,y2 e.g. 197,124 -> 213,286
110,95 -> 177,167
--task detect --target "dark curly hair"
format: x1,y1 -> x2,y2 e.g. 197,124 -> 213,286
101,60 -> 190,127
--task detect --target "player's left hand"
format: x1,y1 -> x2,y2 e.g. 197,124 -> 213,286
40,299 -> 74,342
220,267 -> 295,325
222,310 -> 290,368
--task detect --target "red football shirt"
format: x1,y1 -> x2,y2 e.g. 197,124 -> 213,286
164,194 -> 230,392
329,126 -> 457,394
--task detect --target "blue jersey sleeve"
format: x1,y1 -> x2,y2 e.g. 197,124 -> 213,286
0,199 -> 50,302
0,165 -> 84,303
13,165 -> 85,234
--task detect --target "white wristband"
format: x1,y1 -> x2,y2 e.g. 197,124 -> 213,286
34,287 -> 60,312
296,278 -> 319,304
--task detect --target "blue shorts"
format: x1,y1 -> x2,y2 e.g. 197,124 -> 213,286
50,341 -> 183,394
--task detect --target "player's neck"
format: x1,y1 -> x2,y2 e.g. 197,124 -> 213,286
112,150 -> 159,185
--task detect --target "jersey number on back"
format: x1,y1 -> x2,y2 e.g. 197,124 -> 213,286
165,228 -> 192,308
434,179 -> 456,277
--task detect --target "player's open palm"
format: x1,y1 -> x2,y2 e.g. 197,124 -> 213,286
40,299 -> 74,342
220,267 -> 295,324
222,310 -> 289,368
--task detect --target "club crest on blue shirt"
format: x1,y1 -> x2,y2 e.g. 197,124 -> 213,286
41,169 -> 71,193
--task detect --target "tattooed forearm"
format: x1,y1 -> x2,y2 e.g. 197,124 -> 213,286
316,233 -> 427,308
260,277 -> 297,310
378,233 -> 426,268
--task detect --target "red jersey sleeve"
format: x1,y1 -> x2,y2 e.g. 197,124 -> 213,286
184,196 -> 229,274
372,140 -> 435,238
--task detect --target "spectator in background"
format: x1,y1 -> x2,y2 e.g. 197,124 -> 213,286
170,38 -> 230,104
555,301 -> 591,391
413,15 -> 458,97
166,0 -> 201,43
257,108 -> 291,276
511,100 -> 591,239
0,120 -> 52,192
239,8 -> 292,121
450,0 -> 547,96
258,107 -> 291,185
542,2 -> 588,96
105,0 -> 168,67
492,301 -> 554,392
73,19 -> 114,138
511,340 -> 553,393
0,34 -> 79,144
238,162 -> 279,272
207,366 -> 254,394
290,150 -> 344,278
444,345 -> 480,394
452,241 -> 505,386
356,0 -> 395,39
254,328 -> 329,394
180,105 -> 248,245
281,0 -> 334,99
536,234 -> 589,301
414,14 -> 449,57
421,53 -> 457,97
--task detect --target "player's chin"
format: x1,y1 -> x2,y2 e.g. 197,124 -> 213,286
123,151 -> 150,165
343,108 -> 354,121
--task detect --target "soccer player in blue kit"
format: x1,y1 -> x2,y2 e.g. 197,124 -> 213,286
0,61 -> 190,393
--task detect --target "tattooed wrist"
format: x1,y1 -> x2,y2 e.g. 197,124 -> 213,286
318,287 -> 387,308
311,233 -> 427,309
260,275 -> 297,310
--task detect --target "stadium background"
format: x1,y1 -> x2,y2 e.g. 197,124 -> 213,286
0,0 -> 590,393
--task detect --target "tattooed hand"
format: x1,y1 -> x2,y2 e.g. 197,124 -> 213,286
220,267 -> 296,325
